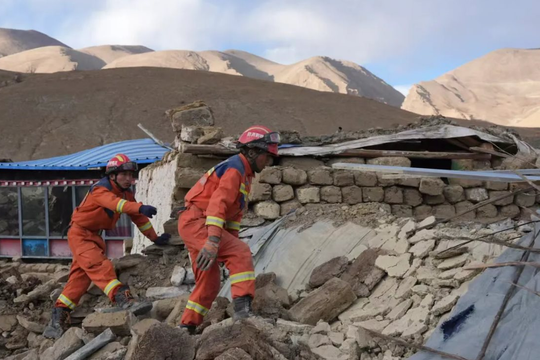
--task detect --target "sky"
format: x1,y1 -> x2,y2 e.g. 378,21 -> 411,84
1,0 -> 539,95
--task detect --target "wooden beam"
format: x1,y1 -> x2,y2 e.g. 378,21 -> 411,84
470,147 -> 511,158
337,149 -> 491,160
464,261 -> 540,271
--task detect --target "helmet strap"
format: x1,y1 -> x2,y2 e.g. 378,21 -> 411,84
244,147 -> 266,173
109,174 -> 129,191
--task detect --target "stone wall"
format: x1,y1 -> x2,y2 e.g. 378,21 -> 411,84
249,156 -> 540,222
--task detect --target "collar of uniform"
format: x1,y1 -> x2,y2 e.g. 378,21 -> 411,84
108,178 -> 125,195
238,153 -> 254,177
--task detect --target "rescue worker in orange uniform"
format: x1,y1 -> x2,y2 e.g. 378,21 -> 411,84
178,126 -> 280,334
43,154 -> 171,339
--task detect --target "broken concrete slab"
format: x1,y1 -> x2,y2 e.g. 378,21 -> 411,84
131,323 -> 195,360
432,293 -> 460,315
437,253 -> 469,270
309,256 -> 349,288
375,253 -> 411,278
14,279 -> 60,303
290,277 -> 357,325
308,333 -> 332,348
64,328 -> 116,360
16,315 -> 45,334
83,311 -> 137,337
311,345 -> 348,360
409,240 -> 436,259
170,266 -> 187,287
387,299 -> 413,321
124,318 -> 160,360
253,281 -> 290,320
40,327 -> 84,360
146,286 -> 190,299
275,319 -> 313,334
340,249 -> 386,295
395,276 -> 418,299
408,229 -> 436,245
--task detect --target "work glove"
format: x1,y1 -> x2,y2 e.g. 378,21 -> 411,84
154,233 -> 171,246
139,205 -> 157,218
196,236 -> 220,271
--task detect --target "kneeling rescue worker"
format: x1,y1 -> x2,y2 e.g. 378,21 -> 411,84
43,154 -> 171,339
178,126 -> 280,334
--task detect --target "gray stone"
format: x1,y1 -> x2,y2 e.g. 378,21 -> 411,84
516,192 -> 536,207
465,188 -> 489,203
0,315 -> 18,332
409,240 -> 436,259
386,299 -> 413,320
414,205 -> 433,221
308,168 -> 334,185
485,181 -> 508,191
437,254 -> 469,270
320,186 -> 342,203
249,182 -> 272,202
296,187 -> 321,204
419,178 -> 445,196
40,327 -> 84,360
282,168 -> 308,186
425,195 -> 445,205
17,315 -> 45,334
434,204 -> 456,219
500,205 -> 520,218
309,256 -> 349,288
392,205 -> 413,217
280,157 -> 325,171
170,266 -> 186,287
394,276 -> 418,299
259,168 -> 282,185
254,200 -> 280,219
403,189 -> 423,206
354,172 -> 377,187
454,201 -> 476,221
308,334 -> 332,349
311,322 -> 331,335
384,186 -> 403,204
397,177 -> 421,188
478,204 -> 498,218
489,191 -> 514,206
443,185 -> 465,204
83,311 -> 137,337
272,185 -> 294,203
342,186 -> 363,205
280,200 -> 303,216
363,187 -> 384,202
311,345 -> 347,360
333,171 -> 355,186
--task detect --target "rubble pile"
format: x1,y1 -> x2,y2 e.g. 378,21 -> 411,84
1,210 -> 531,359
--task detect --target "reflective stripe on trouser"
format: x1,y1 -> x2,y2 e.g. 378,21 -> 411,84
55,225 -> 122,309
179,206 -> 255,327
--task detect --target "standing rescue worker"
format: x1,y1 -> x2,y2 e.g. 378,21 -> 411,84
43,154 -> 171,339
178,126 -> 280,334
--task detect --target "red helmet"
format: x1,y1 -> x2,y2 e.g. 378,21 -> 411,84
237,126 -> 280,156
105,154 -> 138,175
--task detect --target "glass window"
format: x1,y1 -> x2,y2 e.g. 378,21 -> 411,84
75,186 -> 91,206
21,187 -> 46,236
0,187 -> 19,236
48,186 -> 73,236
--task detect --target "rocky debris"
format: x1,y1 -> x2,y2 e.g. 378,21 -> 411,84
254,200 -> 280,219
309,256 -> 349,288
16,315 -> 45,334
375,253 -> 411,278
291,278 -> 357,325
13,279 -> 59,303
215,348 -> 253,359
260,168 -> 283,185
41,327 -> 84,360
124,318 -> 161,360
64,328 -> 116,360
131,323 -> 195,360
341,249 -> 386,296
146,286 -> 190,299
171,266 -> 187,287
83,311 -> 137,336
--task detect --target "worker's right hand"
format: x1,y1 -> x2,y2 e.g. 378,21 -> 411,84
139,205 -> 157,218
196,236 -> 220,271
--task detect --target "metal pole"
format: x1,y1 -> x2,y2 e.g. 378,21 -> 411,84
44,187 -> 50,257
138,123 -> 174,150
17,187 -> 23,257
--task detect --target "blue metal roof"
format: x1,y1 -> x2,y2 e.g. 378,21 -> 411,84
0,139 -> 170,171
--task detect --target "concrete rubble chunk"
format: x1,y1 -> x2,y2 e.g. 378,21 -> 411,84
272,185 -> 294,203
409,240 -> 436,259
395,276 -> 417,299
308,334 -> 332,349
0,314 -> 18,332
412,284 -> 429,296
282,168 -> 308,186
253,200 -> 280,219
309,256 -> 349,288
249,182 -> 272,202
146,286 -> 190,299
64,328 -> 116,360
259,168 -> 282,185
83,311 -> 137,337
356,319 -> 391,333
125,318 -> 161,360
320,186 -> 342,203
387,299 -> 414,320
375,253 -> 411,278
420,294 -> 434,309
419,178 -> 445,196
41,327 -> 84,360
308,167 -> 334,185
215,348 -> 252,360
465,188 -> 489,203
14,279 -> 60,303
170,266 -> 186,287
416,266 -> 439,284
432,294 -> 460,315
437,253 -> 469,270
455,265 -> 482,282
337,298 -> 369,322
290,277 -> 357,325
311,321 -> 331,335
296,187 -> 321,204
131,323 -> 195,360
276,319 -> 313,334
329,332 -> 344,347
439,268 -> 461,280
16,315 -> 45,334
408,229 -> 436,245
311,345 -> 348,360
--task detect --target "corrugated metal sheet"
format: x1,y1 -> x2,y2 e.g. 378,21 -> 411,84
0,139 -> 169,171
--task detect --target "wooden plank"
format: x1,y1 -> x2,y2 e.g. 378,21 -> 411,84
464,261 -> 540,270
337,149 -> 490,160
470,146 -> 511,158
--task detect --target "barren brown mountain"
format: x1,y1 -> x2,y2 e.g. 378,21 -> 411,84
1,67 -> 538,163
402,48 -> 540,128
79,45 -> 154,64
0,28 -> 68,57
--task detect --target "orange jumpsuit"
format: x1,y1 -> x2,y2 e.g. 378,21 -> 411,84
55,177 -> 157,310
180,154 -> 255,326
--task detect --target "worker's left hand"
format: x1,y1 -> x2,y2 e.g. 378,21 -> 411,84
196,236 -> 220,271
154,233 -> 171,246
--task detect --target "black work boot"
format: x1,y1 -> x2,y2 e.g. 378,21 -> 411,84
178,324 -> 197,335
113,285 -> 152,316
43,307 -> 71,339
233,295 -> 254,321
